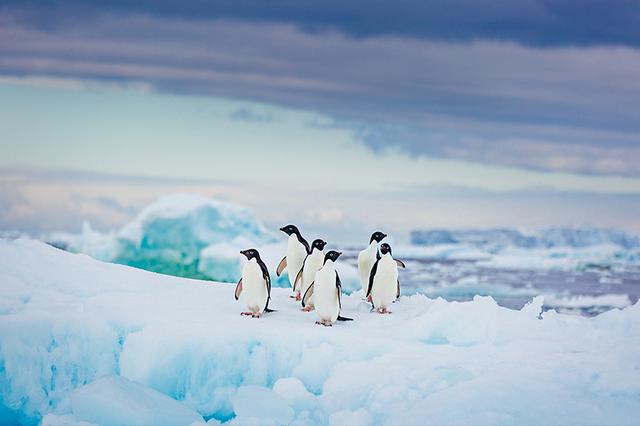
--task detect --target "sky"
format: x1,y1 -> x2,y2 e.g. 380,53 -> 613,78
1,1 -> 639,241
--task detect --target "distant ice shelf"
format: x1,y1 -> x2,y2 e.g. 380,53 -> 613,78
411,227 -> 640,250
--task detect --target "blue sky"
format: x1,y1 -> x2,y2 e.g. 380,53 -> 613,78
1,1 -> 639,240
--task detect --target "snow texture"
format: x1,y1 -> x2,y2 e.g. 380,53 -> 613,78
1,239 -> 639,425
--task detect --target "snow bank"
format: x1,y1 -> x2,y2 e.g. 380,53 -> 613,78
1,239 -> 639,425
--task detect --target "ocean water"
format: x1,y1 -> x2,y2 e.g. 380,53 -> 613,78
341,251 -> 640,317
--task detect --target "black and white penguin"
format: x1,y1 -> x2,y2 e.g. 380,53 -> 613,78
297,238 -> 328,312
367,243 -> 406,314
303,250 -> 353,326
358,231 -> 387,295
235,248 -> 275,318
276,224 -> 310,300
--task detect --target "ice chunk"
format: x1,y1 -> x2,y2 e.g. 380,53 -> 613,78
273,377 -> 317,413
49,375 -> 203,426
231,385 -> 294,426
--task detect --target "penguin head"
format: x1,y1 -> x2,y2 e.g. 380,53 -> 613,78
379,243 -> 392,256
280,224 -> 300,236
240,249 -> 260,260
311,239 -> 327,251
370,231 -> 388,244
324,250 -> 342,264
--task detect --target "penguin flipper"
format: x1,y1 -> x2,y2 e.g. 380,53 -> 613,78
302,283 -> 314,308
337,315 -> 353,321
367,260 -> 379,298
335,271 -> 343,309
293,267 -> 304,292
395,259 -> 406,269
276,257 -> 287,276
234,278 -> 243,300
396,279 -> 401,299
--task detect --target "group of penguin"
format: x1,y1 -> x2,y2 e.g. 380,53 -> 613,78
234,225 -> 406,326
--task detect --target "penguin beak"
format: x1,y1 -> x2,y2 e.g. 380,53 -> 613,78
382,233 -> 388,240
240,250 -> 248,258
279,226 -> 287,233
336,251 -> 343,258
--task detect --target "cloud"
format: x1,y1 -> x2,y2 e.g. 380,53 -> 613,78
2,168 -> 640,238
229,108 -> 274,123
0,10 -> 639,176
3,0 -> 640,47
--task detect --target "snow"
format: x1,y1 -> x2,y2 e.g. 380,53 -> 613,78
1,238 -> 640,425
41,375 -> 204,426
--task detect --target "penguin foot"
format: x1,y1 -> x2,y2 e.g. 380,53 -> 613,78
302,306 -> 314,312
241,312 -> 253,316
252,313 -> 262,318
367,295 -> 372,303
295,293 -> 302,301
315,320 -> 333,327
377,307 -> 392,314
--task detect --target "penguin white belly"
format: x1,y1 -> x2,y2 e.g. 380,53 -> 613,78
371,257 -> 398,309
301,251 -> 323,304
313,267 -> 339,323
242,259 -> 268,313
286,235 -> 307,290
358,245 -> 376,294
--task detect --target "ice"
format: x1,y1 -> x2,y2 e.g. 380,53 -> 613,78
407,227 -> 640,273
51,194 -> 277,282
544,294 -> 632,310
410,227 -> 640,249
1,238 -> 640,425
230,385 -> 294,425
41,375 -> 204,426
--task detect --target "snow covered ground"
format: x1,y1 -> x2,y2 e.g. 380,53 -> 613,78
1,238 -> 640,425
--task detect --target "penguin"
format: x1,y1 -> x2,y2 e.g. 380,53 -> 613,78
276,224 -> 310,300
358,231 -> 387,297
296,238 -> 328,312
366,243 -> 406,314
302,250 -> 353,326
235,249 -> 275,318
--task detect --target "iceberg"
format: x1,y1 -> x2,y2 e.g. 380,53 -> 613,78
52,194 -> 279,283
1,238 -> 639,425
